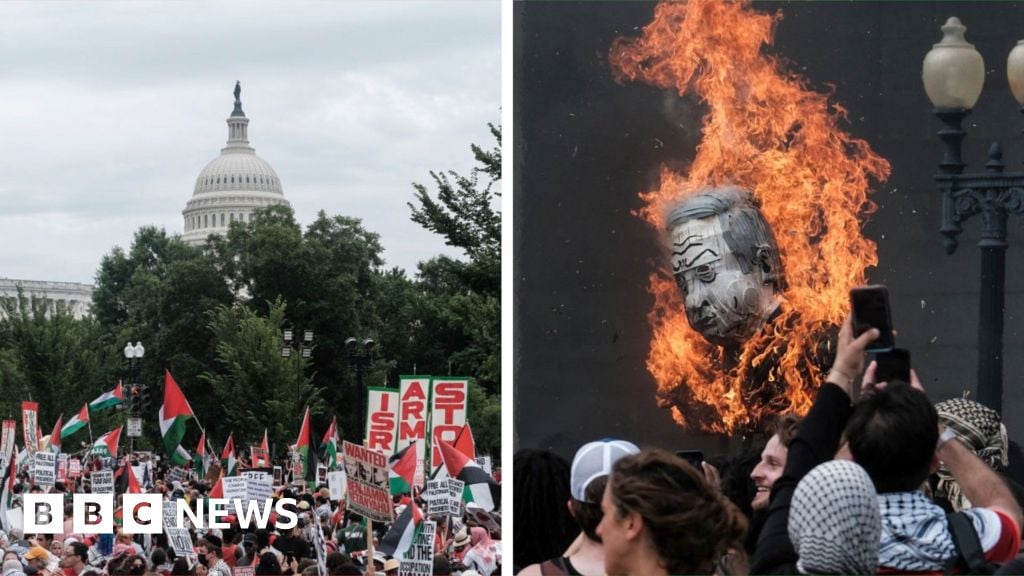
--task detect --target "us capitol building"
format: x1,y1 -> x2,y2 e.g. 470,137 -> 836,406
1,82 -> 290,317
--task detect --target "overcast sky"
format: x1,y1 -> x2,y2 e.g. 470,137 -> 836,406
0,1 -> 500,285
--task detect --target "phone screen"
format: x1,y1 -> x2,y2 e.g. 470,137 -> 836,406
675,450 -> 705,475
850,285 -> 895,352
874,348 -> 911,384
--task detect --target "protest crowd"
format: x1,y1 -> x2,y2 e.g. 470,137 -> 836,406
513,314 -> 1024,575
0,376 -> 502,576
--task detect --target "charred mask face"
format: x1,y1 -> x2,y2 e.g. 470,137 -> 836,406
668,192 -> 782,347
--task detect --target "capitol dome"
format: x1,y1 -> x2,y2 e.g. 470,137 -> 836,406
181,82 -> 291,246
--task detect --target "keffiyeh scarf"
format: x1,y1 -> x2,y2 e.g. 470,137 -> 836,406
935,398 -> 1008,511
877,491 -> 956,572
789,460 -> 881,575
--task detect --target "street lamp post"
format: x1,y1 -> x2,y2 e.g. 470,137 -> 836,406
280,327 -> 314,420
923,17 -> 1024,414
123,341 -> 145,454
344,337 -> 376,443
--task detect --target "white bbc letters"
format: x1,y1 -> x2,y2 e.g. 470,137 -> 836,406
73,494 -> 114,534
123,494 -> 163,534
23,494 -> 63,534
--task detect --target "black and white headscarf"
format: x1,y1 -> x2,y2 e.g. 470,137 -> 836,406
935,398 -> 1008,511
788,460 -> 881,575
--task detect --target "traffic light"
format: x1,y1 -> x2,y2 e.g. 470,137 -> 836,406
130,385 -> 141,413
140,385 -> 152,412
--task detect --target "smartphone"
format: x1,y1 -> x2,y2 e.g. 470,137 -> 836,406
675,450 -> 705,475
874,348 -> 911,384
850,285 -> 895,352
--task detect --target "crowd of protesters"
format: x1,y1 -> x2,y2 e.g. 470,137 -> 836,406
0,457 -> 502,576
514,313 -> 1024,575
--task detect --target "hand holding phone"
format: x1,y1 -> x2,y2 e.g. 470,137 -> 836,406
850,285 -> 895,352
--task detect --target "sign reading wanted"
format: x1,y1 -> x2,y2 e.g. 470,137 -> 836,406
342,441 -> 393,523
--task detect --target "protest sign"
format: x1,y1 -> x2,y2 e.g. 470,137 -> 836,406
126,417 -> 142,438
342,441 -> 393,523
221,476 -> 249,515
57,453 -> 68,483
399,520 -> 436,576
327,470 -> 347,501
232,567 -> 254,576
250,446 -> 269,468
33,452 -> 56,488
398,377 -> 430,487
92,470 -> 114,494
67,457 -> 81,479
1,420 -> 15,458
165,467 -> 188,486
365,388 -> 399,456
316,464 -> 328,485
163,502 -> 194,556
423,478 -> 463,518
241,470 -> 274,503
21,402 -> 39,454
273,466 -> 282,485
428,379 -> 468,468
475,456 -> 492,475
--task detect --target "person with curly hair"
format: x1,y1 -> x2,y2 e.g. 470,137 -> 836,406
597,449 -> 747,575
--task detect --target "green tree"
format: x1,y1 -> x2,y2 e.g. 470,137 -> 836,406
200,300 -> 325,449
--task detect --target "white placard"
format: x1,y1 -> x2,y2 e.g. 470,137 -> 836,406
399,520 -> 435,576
163,501 -> 193,556
32,452 -> 57,488
91,470 -> 114,494
423,478 -> 463,518
126,418 -> 143,438
327,470 -> 347,501
241,470 -> 273,503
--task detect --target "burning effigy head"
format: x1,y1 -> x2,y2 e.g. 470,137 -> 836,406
667,187 -> 784,348
610,0 -> 892,433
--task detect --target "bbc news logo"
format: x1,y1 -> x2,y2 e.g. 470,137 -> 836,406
22,495 -> 299,533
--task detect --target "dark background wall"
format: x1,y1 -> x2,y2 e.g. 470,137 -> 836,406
514,1 -> 1024,459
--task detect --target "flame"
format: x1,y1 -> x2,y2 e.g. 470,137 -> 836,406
609,0 -> 891,433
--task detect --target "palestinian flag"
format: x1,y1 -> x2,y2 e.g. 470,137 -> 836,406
194,431 -> 211,477
209,476 -> 224,499
438,438 -> 499,511
0,451 -> 15,532
115,459 -> 142,495
90,426 -> 123,457
47,414 -> 63,453
256,429 -> 270,467
159,370 -> 194,466
295,407 -> 315,483
61,404 -> 89,440
378,500 -> 423,559
320,417 -> 338,469
454,423 -> 476,460
89,381 -> 125,412
221,433 -> 237,476
389,441 -> 417,495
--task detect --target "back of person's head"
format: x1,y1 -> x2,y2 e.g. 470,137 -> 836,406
333,565 -> 361,576
432,554 -> 452,576
68,542 -> 89,565
324,552 -> 351,574
845,383 -> 938,493
606,449 -> 747,575
934,397 -> 1008,511
512,449 -> 578,568
569,439 -> 640,542
255,553 -> 281,576
150,548 -> 167,567
789,460 -> 881,574
170,558 -> 192,576
771,413 -> 802,448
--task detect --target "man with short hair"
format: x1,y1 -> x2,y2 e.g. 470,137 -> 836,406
201,542 -> 230,576
749,414 -> 800,512
846,379 -> 1023,572
22,547 -> 51,576
59,541 -> 100,576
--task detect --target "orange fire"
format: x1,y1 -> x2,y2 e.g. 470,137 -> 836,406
609,1 -> 891,433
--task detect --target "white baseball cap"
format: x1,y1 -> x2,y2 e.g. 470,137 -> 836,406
570,439 -> 640,502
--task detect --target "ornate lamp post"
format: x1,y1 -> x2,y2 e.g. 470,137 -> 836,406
923,17 -> 1024,413
345,337 -> 376,443
281,327 -> 314,420
123,341 -> 145,454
